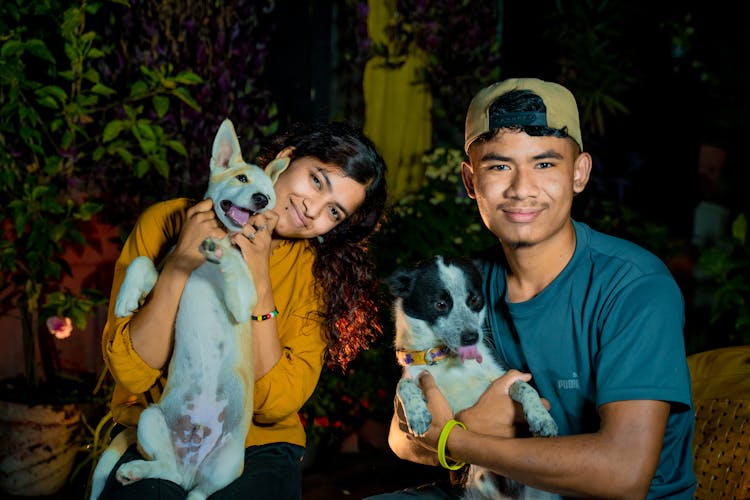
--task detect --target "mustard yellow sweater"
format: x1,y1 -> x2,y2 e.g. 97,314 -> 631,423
101,198 -> 327,447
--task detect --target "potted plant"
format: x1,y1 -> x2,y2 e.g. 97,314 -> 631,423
0,0 -> 201,495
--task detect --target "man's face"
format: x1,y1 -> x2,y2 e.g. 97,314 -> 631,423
462,130 -> 591,250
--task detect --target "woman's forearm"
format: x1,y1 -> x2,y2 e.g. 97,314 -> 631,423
251,274 -> 282,380
129,260 -> 191,369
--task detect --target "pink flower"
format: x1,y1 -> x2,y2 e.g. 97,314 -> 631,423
46,316 -> 73,340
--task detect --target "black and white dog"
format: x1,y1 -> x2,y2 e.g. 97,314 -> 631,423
387,255 -> 559,500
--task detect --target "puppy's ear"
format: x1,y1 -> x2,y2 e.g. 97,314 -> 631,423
386,268 -> 415,298
265,157 -> 290,185
211,119 -> 243,171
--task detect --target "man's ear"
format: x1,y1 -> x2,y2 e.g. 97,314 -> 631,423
461,161 -> 476,199
573,152 -> 592,194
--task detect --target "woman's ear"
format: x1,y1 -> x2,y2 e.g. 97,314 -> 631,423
573,152 -> 592,194
461,161 -> 477,199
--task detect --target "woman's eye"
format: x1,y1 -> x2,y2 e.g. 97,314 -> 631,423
236,174 -> 248,183
312,174 -> 321,188
328,206 -> 340,221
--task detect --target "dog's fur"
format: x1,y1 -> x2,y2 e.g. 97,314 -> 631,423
89,119 -> 288,500
388,255 -> 559,500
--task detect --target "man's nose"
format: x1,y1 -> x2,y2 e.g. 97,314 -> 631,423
506,169 -> 538,198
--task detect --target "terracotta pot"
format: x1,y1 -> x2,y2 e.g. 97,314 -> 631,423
0,400 -> 81,496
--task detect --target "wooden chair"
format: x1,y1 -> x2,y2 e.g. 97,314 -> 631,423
687,345 -> 750,499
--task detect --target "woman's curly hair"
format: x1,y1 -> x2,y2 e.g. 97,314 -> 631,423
256,122 -> 388,371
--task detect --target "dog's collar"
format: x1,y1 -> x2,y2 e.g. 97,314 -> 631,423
396,345 -> 451,366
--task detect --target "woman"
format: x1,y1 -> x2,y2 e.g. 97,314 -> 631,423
98,122 -> 388,499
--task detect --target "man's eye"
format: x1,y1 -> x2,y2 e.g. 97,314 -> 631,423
236,174 -> 248,183
488,163 -> 509,171
312,175 -> 321,188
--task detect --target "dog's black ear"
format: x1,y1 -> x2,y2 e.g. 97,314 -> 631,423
386,268 -> 415,298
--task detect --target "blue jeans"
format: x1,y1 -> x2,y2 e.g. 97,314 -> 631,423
97,441 -> 305,499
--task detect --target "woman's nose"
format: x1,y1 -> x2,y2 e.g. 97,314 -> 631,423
302,198 -> 322,218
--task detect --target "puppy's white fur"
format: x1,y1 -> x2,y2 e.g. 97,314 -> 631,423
388,256 -> 559,500
89,120 -> 287,500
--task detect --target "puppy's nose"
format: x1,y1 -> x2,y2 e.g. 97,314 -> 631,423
252,193 -> 269,210
460,331 -> 479,346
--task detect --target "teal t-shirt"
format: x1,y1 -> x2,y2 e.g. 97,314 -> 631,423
478,220 -> 697,499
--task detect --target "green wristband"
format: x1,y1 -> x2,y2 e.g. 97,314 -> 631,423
437,419 -> 466,470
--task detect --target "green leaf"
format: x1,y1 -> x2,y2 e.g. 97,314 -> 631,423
88,48 -> 105,59
173,71 -> 203,85
166,140 -> 187,156
37,85 -> 68,101
91,83 -> 115,96
37,96 -> 59,109
77,202 -> 103,219
731,214 -> 747,245
135,123 -> 156,141
134,159 -> 149,177
113,146 -> 133,165
82,68 -> 99,83
170,87 -> 201,111
102,120 -> 125,142
24,40 -> 55,64
130,80 -> 148,97
152,95 -> 169,118
1,40 -> 24,59
151,156 -> 169,178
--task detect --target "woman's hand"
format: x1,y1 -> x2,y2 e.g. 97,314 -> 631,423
232,210 -> 279,288
169,199 -> 226,274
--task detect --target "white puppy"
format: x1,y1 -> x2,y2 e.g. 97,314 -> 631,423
90,119 -> 287,500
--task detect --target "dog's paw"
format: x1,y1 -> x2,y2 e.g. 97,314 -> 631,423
397,379 -> 432,436
509,380 -> 558,437
529,414 -> 558,438
200,237 -> 224,264
115,257 -> 158,317
115,460 -> 148,485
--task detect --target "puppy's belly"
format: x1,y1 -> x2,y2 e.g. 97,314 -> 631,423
159,273 -> 251,465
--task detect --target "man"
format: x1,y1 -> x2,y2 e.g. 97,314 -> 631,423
377,78 -> 696,499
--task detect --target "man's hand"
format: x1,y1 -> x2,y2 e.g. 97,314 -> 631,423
387,371 -> 454,465
456,369 -> 540,438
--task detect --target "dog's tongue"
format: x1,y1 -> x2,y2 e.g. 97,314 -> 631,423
457,345 -> 483,363
227,204 -> 251,226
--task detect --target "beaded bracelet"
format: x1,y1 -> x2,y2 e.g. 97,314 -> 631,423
251,307 -> 279,321
437,419 -> 466,470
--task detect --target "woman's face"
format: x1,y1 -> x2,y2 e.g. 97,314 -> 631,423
271,156 -> 367,239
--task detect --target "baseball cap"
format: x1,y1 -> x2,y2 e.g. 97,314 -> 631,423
464,77 -> 583,153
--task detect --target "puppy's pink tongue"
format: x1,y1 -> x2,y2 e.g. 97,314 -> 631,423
227,205 -> 250,225
457,345 -> 483,363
